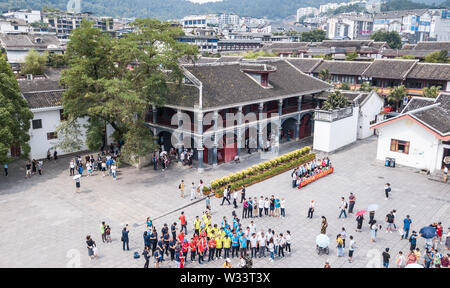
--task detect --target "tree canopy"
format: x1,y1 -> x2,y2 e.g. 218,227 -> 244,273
300,29 -> 327,42
60,19 -> 197,162
22,49 -> 48,75
370,30 -> 402,50
0,56 -> 33,164
321,90 -> 348,111
424,50 -> 449,63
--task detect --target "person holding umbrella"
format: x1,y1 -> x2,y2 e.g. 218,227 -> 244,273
419,226 -> 437,250
355,210 -> 366,232
73,175 -> 81,193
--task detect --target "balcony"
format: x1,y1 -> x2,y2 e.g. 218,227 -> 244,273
315,106 -> 353,122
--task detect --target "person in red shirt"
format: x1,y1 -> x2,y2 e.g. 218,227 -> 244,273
199,229 -> 206,239
178,212 -> 187,234
177,230 -> 185,243
179,251 -> 185,268
197,239 -> 205,264
436,222 -> 443,243
189,238 -> 197,262
182,240 -> 189,260
208,237 -> 216,262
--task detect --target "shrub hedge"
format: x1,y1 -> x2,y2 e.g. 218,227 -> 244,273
205,146 -> 315,198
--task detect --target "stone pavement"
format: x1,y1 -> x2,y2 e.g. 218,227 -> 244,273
0,136 -> 448,268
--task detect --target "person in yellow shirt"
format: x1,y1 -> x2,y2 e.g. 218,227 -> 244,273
215,236 -> 223,259
179,180 -> 185,198
223,235 -> 231,259
194,216 -> 201,236
206,225 -> 213,238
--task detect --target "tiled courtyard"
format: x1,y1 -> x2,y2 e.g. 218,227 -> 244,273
0,137 -> 448,268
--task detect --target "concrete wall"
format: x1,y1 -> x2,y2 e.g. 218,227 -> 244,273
375,117 -> 440,172
313,106 -> 359,152
358,91 -> 384,140
29,108 -> 88,160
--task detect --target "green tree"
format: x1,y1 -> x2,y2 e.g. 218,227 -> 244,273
359,82 -> 373,92
395,55 -> 416,60
370,30 -> 402,49
345,52 -> 358,61
301,29 -> 326,42
22,49 -> 48,75
422,86 -> 441,98
60,19 -> 197,163
321,90 -> 348,111
53,117 -> 84,153
318,69 -> 331,81
388,85 -> 407,111
424,50 -> 449,63
340,82 -> 351,90
0,56 -> 33,163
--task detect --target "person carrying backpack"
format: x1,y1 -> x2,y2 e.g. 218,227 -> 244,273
338,197 -> 348,219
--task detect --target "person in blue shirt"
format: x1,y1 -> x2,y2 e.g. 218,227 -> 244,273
239,235 -> 247,257
231,233 -> 239,258
3,163 -> 8,177
402,215 -> 412,240
143,231 -> 151,248
122,226 -> 130,251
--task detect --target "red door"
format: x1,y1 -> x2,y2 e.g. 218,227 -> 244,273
203,146 -> 208,164
299,114 -> 312,139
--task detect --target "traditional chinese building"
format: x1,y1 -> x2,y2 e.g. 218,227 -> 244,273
146,59 -> 332,171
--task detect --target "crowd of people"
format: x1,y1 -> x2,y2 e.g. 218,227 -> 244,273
291,157 -> 332,188
139,211 -> 293,268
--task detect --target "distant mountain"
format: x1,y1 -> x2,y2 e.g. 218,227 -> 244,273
0,0 -> 449,20
0,0 -> 349,20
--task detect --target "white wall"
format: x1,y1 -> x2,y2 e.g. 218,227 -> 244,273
375,117 -> 440,172
358,91 -> 384,139
313,107 -> 359,152
29,108 -> 88,160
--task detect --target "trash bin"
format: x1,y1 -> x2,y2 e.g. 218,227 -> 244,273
390,158 -> 396,168
385,158 -> 391,167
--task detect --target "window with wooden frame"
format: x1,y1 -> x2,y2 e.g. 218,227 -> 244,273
390,139 -> 410,154
47,132 -> 58,140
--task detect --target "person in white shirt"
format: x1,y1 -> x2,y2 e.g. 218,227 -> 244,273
264,198 -> 270,216
190,182 -> 196,201
250,234 -> 258,258
280,198 -> 286,218
258,197 -> 264,217
279,234 -> 286,257
111,164 -> 117,180
308,200 -> 315,219
69,160 -> 75,176
249,221 -> 256,235
348,236 -> 356,263
268,239 -> 275,262
221,187 -> 231,205
258,232 -> 266,258
285,231 -> 292,253
233,190 -> 238,208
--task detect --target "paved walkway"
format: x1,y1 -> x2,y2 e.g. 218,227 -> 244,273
0,137 -> 448,268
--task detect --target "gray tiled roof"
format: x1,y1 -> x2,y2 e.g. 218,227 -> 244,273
414,41 -> 450,51
362,59 -> 418,79
0,34 -> 61,49
401,93 -> 450,136
178,60 -> 331,109
312,60 -> 371,76
22,90 -> 64,109
286,58 -> 322,73
407,63 -> 450,81
401,97 -> 435,113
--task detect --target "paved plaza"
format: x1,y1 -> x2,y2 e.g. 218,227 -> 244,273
0,136 -> 448,268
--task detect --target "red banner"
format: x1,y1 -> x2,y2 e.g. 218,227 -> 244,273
298,167 -> 334,189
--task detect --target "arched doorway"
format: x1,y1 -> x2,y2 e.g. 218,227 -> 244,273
157,131 -> 173,152
299,114 -> 312,139
281,118 -> 296,142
